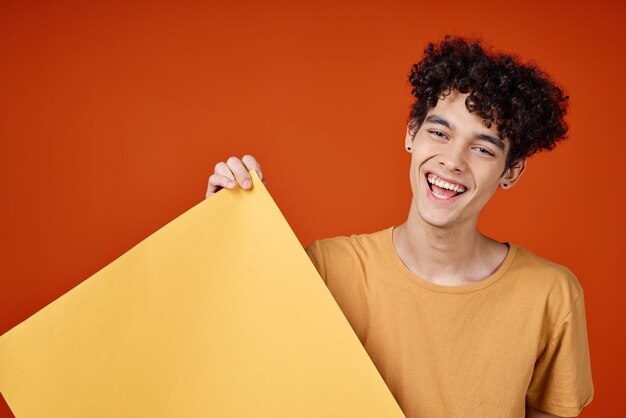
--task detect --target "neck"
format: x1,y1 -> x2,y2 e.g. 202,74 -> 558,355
393,202 -> 506,285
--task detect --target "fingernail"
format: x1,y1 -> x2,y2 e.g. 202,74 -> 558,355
243,179 -> 251,189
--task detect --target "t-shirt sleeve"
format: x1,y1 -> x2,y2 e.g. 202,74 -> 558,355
526,289 -> 594,416
304,240 -> 327,284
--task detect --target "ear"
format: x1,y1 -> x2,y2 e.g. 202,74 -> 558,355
405,123 -> 418,152
499,159 -> 526,189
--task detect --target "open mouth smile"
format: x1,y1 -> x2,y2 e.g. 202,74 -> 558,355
426,173 -> 467,201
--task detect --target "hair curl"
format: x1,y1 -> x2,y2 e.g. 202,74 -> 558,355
408,35 -> 569,169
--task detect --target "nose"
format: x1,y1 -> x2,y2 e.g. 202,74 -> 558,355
437,142 -> 466,172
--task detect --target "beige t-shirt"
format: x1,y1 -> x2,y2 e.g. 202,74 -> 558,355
305,226 -> 594,418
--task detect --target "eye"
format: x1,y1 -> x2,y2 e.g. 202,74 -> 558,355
429,130 -> 447,139
474,146 -> 495,157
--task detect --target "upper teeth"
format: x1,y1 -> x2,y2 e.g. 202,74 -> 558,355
427,174 -> 466,193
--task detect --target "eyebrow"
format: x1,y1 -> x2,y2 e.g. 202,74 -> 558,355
475,133 -> 505,151
424,115 -> 505,151
424,115 -> 454,130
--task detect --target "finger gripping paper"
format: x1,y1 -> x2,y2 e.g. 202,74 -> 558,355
0,170 -> 404,417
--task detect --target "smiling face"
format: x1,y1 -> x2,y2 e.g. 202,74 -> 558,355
406,90 -> 525,230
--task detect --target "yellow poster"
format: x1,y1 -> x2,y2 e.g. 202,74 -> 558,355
0,170 -> 403,417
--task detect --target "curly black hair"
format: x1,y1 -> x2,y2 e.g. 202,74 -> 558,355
408,35 -> 569,169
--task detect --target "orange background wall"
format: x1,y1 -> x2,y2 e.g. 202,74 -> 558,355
1,0 -> 624,415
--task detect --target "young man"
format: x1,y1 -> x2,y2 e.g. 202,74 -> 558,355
205,36 -> 594,417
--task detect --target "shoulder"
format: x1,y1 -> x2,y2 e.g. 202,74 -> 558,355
512,245 -> 584,297
304,227 -> 393,283
510,245 -> 586,322
305,226 -> 391,260
307,227 -> 389,252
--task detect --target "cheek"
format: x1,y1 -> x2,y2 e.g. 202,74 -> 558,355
409,156 -> 427,195
409,158 -> 417,187
475,172 -> 501,196
412,139 -> 441,164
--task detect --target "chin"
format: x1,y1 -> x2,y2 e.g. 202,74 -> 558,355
414,201 -> 457,229
422,215 -> 457,229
